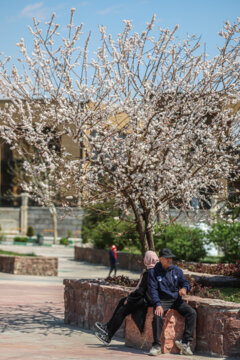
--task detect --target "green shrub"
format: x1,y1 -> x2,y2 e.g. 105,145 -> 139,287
27,226 -> 34,237
90,218 -> 139,251
60,237 -> 70,246
153,223 -> 206,262
0,232 -> 6,242
206,221 -> 240,262
81,224 -> 93,244
14,236 -> 29,243
81,200 -> 119,244
66,230 -> 72,239
81,200 -> 139,250
0,249 -> 36,257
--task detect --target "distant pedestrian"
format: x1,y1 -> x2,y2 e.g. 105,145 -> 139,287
108,244 -> 118,277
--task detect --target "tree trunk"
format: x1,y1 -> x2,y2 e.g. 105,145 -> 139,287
138,199 -> 156,253
146,227 -> 155,251
136,216 -> 148,256
129,198 -> 150,256
49,205 -> 58,245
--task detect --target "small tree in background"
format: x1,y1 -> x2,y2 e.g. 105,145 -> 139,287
154,223 -> 206,262
206,221 -> 240,262
26,226 -> 34,238
81,200 -> 119,244
81,200 -> 139,250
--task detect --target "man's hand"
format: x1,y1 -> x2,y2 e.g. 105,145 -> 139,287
179,288 -> 187,296
155,306 -> 164,317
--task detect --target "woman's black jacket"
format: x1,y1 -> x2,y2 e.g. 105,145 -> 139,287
126,269 -> 152,333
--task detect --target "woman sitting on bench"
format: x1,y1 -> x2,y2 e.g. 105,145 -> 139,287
94,250 -> 159,345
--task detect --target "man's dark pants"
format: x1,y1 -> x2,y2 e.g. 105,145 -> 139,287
152,298 -> 197,346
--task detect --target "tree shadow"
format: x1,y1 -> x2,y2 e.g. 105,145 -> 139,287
0,304 -> 79,336
87,343 -> 145,354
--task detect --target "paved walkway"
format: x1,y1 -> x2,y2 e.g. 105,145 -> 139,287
0,244 -> 234,360
0,244 -> 141,285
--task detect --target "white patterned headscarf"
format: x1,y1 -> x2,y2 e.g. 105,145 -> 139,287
135,250 -> 159,289
144,250 -> 159,269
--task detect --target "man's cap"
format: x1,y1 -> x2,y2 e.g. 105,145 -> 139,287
111,244 -> 117,250
159,248 -> 176,258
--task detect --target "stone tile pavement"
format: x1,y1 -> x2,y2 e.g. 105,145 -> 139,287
0,244 -> 141,284
0,244 -> 236,360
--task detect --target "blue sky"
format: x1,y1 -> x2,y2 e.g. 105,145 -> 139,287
0,0 -> 240,62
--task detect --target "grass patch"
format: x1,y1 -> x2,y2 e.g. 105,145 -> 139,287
120,253 -> 227,263
120,246 -> 141,255
200,256 -> 225,264
0,249 -> 36,257
212,287 -> 240,303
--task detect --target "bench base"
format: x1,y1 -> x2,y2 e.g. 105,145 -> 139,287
125,308 -> 196,353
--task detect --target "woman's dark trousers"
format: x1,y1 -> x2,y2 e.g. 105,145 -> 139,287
108,264 -> 117,277
106,298 -> 136,339
152,298 -> 197,346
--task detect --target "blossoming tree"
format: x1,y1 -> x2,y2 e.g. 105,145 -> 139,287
0,10 -> 239,253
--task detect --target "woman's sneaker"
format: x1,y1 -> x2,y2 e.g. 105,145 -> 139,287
95,331 -> 111,345
149,344 -> 162,356
175,339 -> 193,355
94,322 -> 108,335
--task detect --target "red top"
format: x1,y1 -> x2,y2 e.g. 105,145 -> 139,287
111,245 -> 117,259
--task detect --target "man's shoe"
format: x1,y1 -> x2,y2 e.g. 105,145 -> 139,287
94,322 -> 108,335
95,331 -> 111,346
149,344 -> 162,356
175,339 -> 193,355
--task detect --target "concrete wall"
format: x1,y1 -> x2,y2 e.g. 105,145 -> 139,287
28,207 -> 83,238
0,208 -> 20,233
0,206 -> 83,239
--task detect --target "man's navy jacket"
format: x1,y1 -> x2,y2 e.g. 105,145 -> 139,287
148,262 -> 190,307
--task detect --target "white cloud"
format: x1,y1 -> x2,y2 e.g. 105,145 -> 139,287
20,2 -> 49,20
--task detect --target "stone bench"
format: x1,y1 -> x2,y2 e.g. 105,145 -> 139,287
125,297 -> 240,357
125,308 -> 196,354
0,255 -> 58,276
64,279 -> 240,357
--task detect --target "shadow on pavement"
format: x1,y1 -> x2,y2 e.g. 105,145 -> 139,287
0,304 -> 79,337
87,343 -> 146,355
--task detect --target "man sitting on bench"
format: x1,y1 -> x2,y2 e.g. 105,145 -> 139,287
148,248 -> 197,356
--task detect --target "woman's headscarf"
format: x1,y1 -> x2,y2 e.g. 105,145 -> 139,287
135,250 -> 158,289
144,250 -> 159,269
110,244 -> 117,259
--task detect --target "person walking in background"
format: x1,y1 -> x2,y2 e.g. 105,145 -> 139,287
95,250 -> 159,345
148,248 -> 197,356
108,244 -> 118,277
